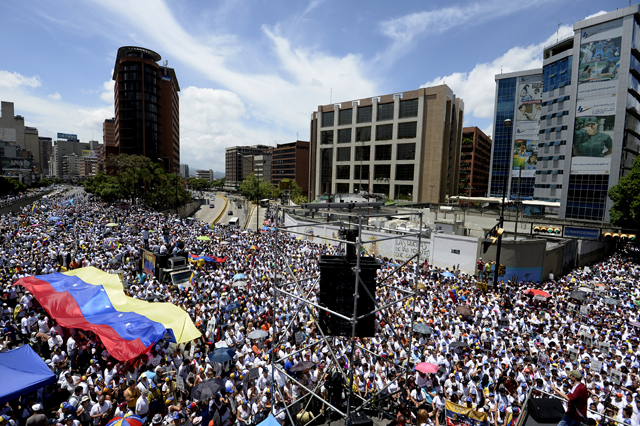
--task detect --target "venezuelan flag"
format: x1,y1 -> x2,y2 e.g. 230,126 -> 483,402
31,204 -> 37,213
190,272 -> 196,286
505,413 -> 515,426
14,267 -> 201,361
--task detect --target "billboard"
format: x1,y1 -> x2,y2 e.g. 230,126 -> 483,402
577,19 -> 622,99
571,98 -> 616,174
2,158 -> 31,169
516,82 -> 542,122
57,133 -> 78,140
512,139 -> 538,177
82,150 -> 98,158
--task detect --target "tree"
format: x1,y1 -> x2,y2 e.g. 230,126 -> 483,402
239,173 -> 273,202
279,178 -> 306,205
609,156 -> 640,229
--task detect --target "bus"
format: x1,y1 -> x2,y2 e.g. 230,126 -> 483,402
260,199 -> 270,208
228,217 -> 240,227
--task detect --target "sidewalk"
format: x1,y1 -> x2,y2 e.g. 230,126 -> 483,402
245,202 -> 267,231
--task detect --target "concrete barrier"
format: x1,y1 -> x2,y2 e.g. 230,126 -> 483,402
212,195 -> 229,224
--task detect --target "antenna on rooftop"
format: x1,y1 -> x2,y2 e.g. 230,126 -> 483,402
296,131 -> 299,140
163,60 -> 168,67
330,88 -> 332,104
557,20 -> 562,42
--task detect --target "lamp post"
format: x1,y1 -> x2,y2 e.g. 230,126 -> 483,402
494,118 -> 511,288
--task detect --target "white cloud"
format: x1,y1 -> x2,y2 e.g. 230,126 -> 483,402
100,79 -> 115,103
47,93 -> 61,100
379,0 -> 550,58
0,71 -> 41,89
421,25 -> 574,123
584,11 -> 608,20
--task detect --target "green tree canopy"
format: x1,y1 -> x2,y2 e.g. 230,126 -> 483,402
279,178 -> 307,204
239,173 -> 273,201
608,156 -> 640,229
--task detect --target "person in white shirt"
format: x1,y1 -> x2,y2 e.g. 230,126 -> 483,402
89,396 -> 112,425
135,390 -> 150,417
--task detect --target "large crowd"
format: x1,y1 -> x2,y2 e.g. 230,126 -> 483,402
1,187 -> 640,426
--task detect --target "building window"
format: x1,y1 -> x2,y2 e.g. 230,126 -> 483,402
337,147 -> 351,162
396,143 -> 416,160
338,129 -> 352,144
356,126 -> 371,142
398,122 -> 417,139
374,164 -> 391,179
339,109 -> 353,126
357,106 -> 372,123
395,185 -> 413,201
375,145 -> 392,161
376,124 -> 393,141
377,103 -> 394,121
395,164 -> 414,181
336,165 -> 350,179
320,148 -> 332,194
321,130 -> 334,145
355,145 -> 370,161
354,164 -> 370,180
322,111 -> 334,128
336,183 -> 350,193
399,99 -> 418,118
373,184 -> 390,197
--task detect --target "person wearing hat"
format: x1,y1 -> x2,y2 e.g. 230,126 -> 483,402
551,370 -> 588,426
573,116 -> 613,158
75,396 -> 93,426
25,404 -> 46,426
135,389 -> 150,418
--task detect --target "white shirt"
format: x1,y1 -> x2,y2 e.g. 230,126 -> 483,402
135,396 -> 149,416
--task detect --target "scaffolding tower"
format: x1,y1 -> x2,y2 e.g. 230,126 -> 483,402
268,203 -> 424,426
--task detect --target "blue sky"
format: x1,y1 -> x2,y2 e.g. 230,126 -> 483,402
0,0 -> 615,173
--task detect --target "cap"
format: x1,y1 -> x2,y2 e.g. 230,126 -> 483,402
165,397 -> 174,405
32,403 -> 43,411
569,370 -> 582,380
152,414 -> 163,425
584,117 -> 598,125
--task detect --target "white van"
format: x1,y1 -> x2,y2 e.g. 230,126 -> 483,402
228,217 -> 240,227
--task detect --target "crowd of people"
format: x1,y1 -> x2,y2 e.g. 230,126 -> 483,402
0,186 -> 639,426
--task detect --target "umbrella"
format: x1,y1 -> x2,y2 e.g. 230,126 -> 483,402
187,217 -> 195,220
247,329 -> 268,339
442,271 -> 455,278
413,323 -> 434,335
106,413 -> 144,426
220,241 -> 230,245
604,298 -> 619,305
48,216 -> 61,222
569,291 -> 587,301
230,235 -> 239,239
249,245 -> 258,250
208,348 -> 236,364
31,223 -> 39,227
415,362 -> 439,374
191,378 -> 225,401
223,302 -> 241,312
106,223 -> 118,227
523,289 -> 551,298
233,273 -> 246,280
455,305 -> 473,316
197,236 -> 211,241
450,341 -> 468,348
260,227 -> 271,231
290,361 -> 315,372
55,221 -> 63,225
233,281 -> 247,288
577,287 -> 593,293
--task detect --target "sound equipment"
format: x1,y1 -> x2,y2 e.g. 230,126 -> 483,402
318,229 -> 380,337
527,398 -> 565,423
349,412 -> 373,426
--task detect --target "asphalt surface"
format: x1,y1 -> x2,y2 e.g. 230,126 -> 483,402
192,192 -> 249,227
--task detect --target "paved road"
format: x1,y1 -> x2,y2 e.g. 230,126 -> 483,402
192,192 -> 226,224
192,192 -> 250,227
220,194 -> 249,227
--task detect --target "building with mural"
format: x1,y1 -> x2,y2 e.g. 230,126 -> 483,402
489,6 -> 637,224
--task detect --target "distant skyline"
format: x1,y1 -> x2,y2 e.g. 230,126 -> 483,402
0,0 -> 619,172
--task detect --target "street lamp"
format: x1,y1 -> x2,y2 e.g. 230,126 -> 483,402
494,118 -> 511,288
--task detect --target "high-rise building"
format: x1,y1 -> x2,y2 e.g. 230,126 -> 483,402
271,141 -> 310,196
195,169 -> 214,181
489,6 -> 639,223
112,46 -> 180,174
225,145 -> 271,186
180,163 -> 189,178
50,139 -> 89,178
309,86 -> 464,203
38,137 -> 52,176
0,101 -> 25,146
460,127 -> 492,197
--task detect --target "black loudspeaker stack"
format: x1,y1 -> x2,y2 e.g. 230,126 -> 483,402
527,398 -> 565,423
318,229 -> 380,337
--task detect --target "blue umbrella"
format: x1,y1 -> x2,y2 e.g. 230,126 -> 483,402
48,217 -> 61,222
442,271 -> 455,278
260,227 -> 270,231
233,273 -> 246,281
223,302 -> 241,312
208,348 -> 235,363
55,222 -> 63,225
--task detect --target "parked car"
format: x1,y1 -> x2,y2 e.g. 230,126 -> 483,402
228,210 -> 233,215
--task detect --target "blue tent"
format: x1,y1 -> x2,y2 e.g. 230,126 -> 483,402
257,415 -> 281,426
0,345 -> 56,404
